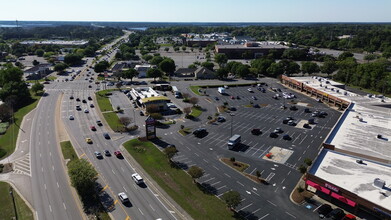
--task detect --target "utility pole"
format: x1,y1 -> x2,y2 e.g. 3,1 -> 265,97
230,113 -> 235,137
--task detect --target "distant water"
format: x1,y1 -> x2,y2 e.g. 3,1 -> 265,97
0,24 -> 18,28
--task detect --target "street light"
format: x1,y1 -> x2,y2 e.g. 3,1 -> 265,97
230,113 -> 235,137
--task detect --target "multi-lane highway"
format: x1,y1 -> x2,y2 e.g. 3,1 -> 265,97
54,81 -> 176,219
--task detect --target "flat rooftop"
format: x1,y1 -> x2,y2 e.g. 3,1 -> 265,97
309,149 -> 391,211
216,43 -> 288,49
20,40 -> 88,45
291,77 -> 391,161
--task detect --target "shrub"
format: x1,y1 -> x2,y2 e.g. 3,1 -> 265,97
298,165 -> 307,174
180,125 -> 185,129
297,186 -> 304,193
150,113 -> 163,120
230,157 -> 235,162
304,158 -> 313,166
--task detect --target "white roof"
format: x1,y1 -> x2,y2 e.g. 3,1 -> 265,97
311,150 -> 391,211
291,76 -> 391,160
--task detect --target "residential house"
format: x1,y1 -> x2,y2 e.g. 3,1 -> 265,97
194,67 -> 216,79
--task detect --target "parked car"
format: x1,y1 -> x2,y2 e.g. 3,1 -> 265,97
304,108 -> 311,113
287,120 -> 296,126
76,105 -> 81,111
84,109 -> 89,113
251,96 -> 257,100
328,208 -> 345,220
303,123 -> 311,128
70,96 -> 74,100
317,204 -> 332,217
269,132 -> 278,138
214,97 -> 219,101
217,116 -> 226,122
274,128 -> 283,133
289,105 -> 298,110
283,134 -> 291,140
76,98 -> 80,102
193,128 -> 207,137
69,115 -> 74,120
88,96 -> 92,100
90,104 -> 94,108
104,150 -> 111,156
251,128 -> 262,135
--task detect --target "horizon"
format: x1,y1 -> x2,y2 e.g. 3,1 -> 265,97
1,0 -> 391,22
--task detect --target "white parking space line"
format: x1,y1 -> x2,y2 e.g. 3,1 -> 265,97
245,142 -> 259,154
251,144 -> 265,156
239,203 -> 253,211
267,200 -> 277,207
211,181 -> 221,186
259,213 -> 270,219
201,177 -> 215,184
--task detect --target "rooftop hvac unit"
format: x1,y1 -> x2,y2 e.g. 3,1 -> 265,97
374,178 -> 385,189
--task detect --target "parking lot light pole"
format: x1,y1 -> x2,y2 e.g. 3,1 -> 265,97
230,113 -> 235,137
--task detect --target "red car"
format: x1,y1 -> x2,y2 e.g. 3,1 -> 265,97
114,151 -> 122,157
230,96 -> 235,99
90,126 -> 96,131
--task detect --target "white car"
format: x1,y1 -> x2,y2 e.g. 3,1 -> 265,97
84,109 -> 89,113
132,173 -> 144,185
118,192 -> 129,203
247,88 -> 253,92
69,115 -> 74,120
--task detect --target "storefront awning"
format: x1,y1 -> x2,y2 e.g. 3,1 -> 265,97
331,192 -> 356,207
306,180 -> 330,194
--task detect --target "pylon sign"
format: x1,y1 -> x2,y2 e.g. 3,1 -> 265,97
145,116 -> 156,140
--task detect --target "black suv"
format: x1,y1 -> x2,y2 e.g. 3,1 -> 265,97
317,204 -> 332,217
193,128 -> 207,137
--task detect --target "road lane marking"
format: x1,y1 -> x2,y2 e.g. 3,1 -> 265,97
285,211 -> 296,218
149,204 -> 156,211
63,202 -> 66,210
100,185 -> 108,192
224,173 -> 231,178
123,186 -> 128,192
259,213 -> 270,219
213,165 -> 220,170
80,153 -> 85,157
57,182 -> 59,188
267,200 -> 277,206
138,208 -> 144,215
112,169 -> 116,175
114,200 -> 118,204
236,181 -> 244,187
239,203 -> 253,211
49,204 -> 52,212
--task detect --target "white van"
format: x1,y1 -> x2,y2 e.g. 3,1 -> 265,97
228,134 -> 241,150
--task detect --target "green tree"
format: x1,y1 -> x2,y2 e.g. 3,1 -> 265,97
214,53 -> 228,68
0,104 -> 13,122
147,68 -> 163,81
32,60 -> 40,66
31,83 -> 44,95
68,159 -> 98,199
122,68 -> 138,82
54,62 -> 68,73
266,62 -> 284,77
142,54 -> 153,61
188,166 -> 204,183
320,60 -> 338,76
159,58 -> 176,77
201,61 -> 214,71
221,191 -> 242,210
284,61 -> 301,76
150,56 -> 164,65
163,145 -> 178,161
64,53 -> 83,66
216,68 -> 229,79
338,51 -> 354,61
35,49 -> 44,57
301,61 -> 320,76
236,64 -> 250,78
251,58 -> 274,75
164,47 -> 169,52
94,61 -> 110,73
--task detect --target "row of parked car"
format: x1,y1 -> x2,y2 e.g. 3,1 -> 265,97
317,204 -> 356,220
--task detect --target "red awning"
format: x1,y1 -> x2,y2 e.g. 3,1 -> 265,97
306,180 -> 330,194
331,192 -> 356,207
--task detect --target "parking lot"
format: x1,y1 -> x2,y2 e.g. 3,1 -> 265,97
160,81 -> 342,219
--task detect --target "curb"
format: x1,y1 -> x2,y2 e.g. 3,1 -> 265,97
120,144 -> 193,220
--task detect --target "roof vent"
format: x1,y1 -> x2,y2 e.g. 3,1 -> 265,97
374,178 -> 385,189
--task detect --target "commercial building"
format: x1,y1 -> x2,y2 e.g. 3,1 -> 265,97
20,40 -> 88,46
185,38 -> 217,47
215,41 -> 288,59
23,63 -> 52,80
282,76 -> 391,219
134,64 -> 154,78
129,87 -> 170,111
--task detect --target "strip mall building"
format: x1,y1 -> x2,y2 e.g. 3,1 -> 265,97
282,75 -> 391,220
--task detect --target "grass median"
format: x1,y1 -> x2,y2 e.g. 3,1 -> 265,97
0,182 -> 33,220
102,112 -> 125,132
190,106 -> 202,118
96,90 -> 115,112
60,141 -> 78,162
123,139 -> 235,220
0,95 -> 40,160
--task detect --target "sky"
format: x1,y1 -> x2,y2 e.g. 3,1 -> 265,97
1,0 -> 391,22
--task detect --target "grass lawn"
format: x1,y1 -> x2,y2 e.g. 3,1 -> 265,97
179,128 -> 192,136
96,90 -> 115,112
123,139 -> 235,220
97,76 -> 105,81
0,95 -> 40,160
189,86 -> 202,96
102,112 -> 124,132
190,107 -> 202,118
159,43 -> 173,47
221,158 -> 250,172
60,141 -> 78,162
0,182 -> 33,220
